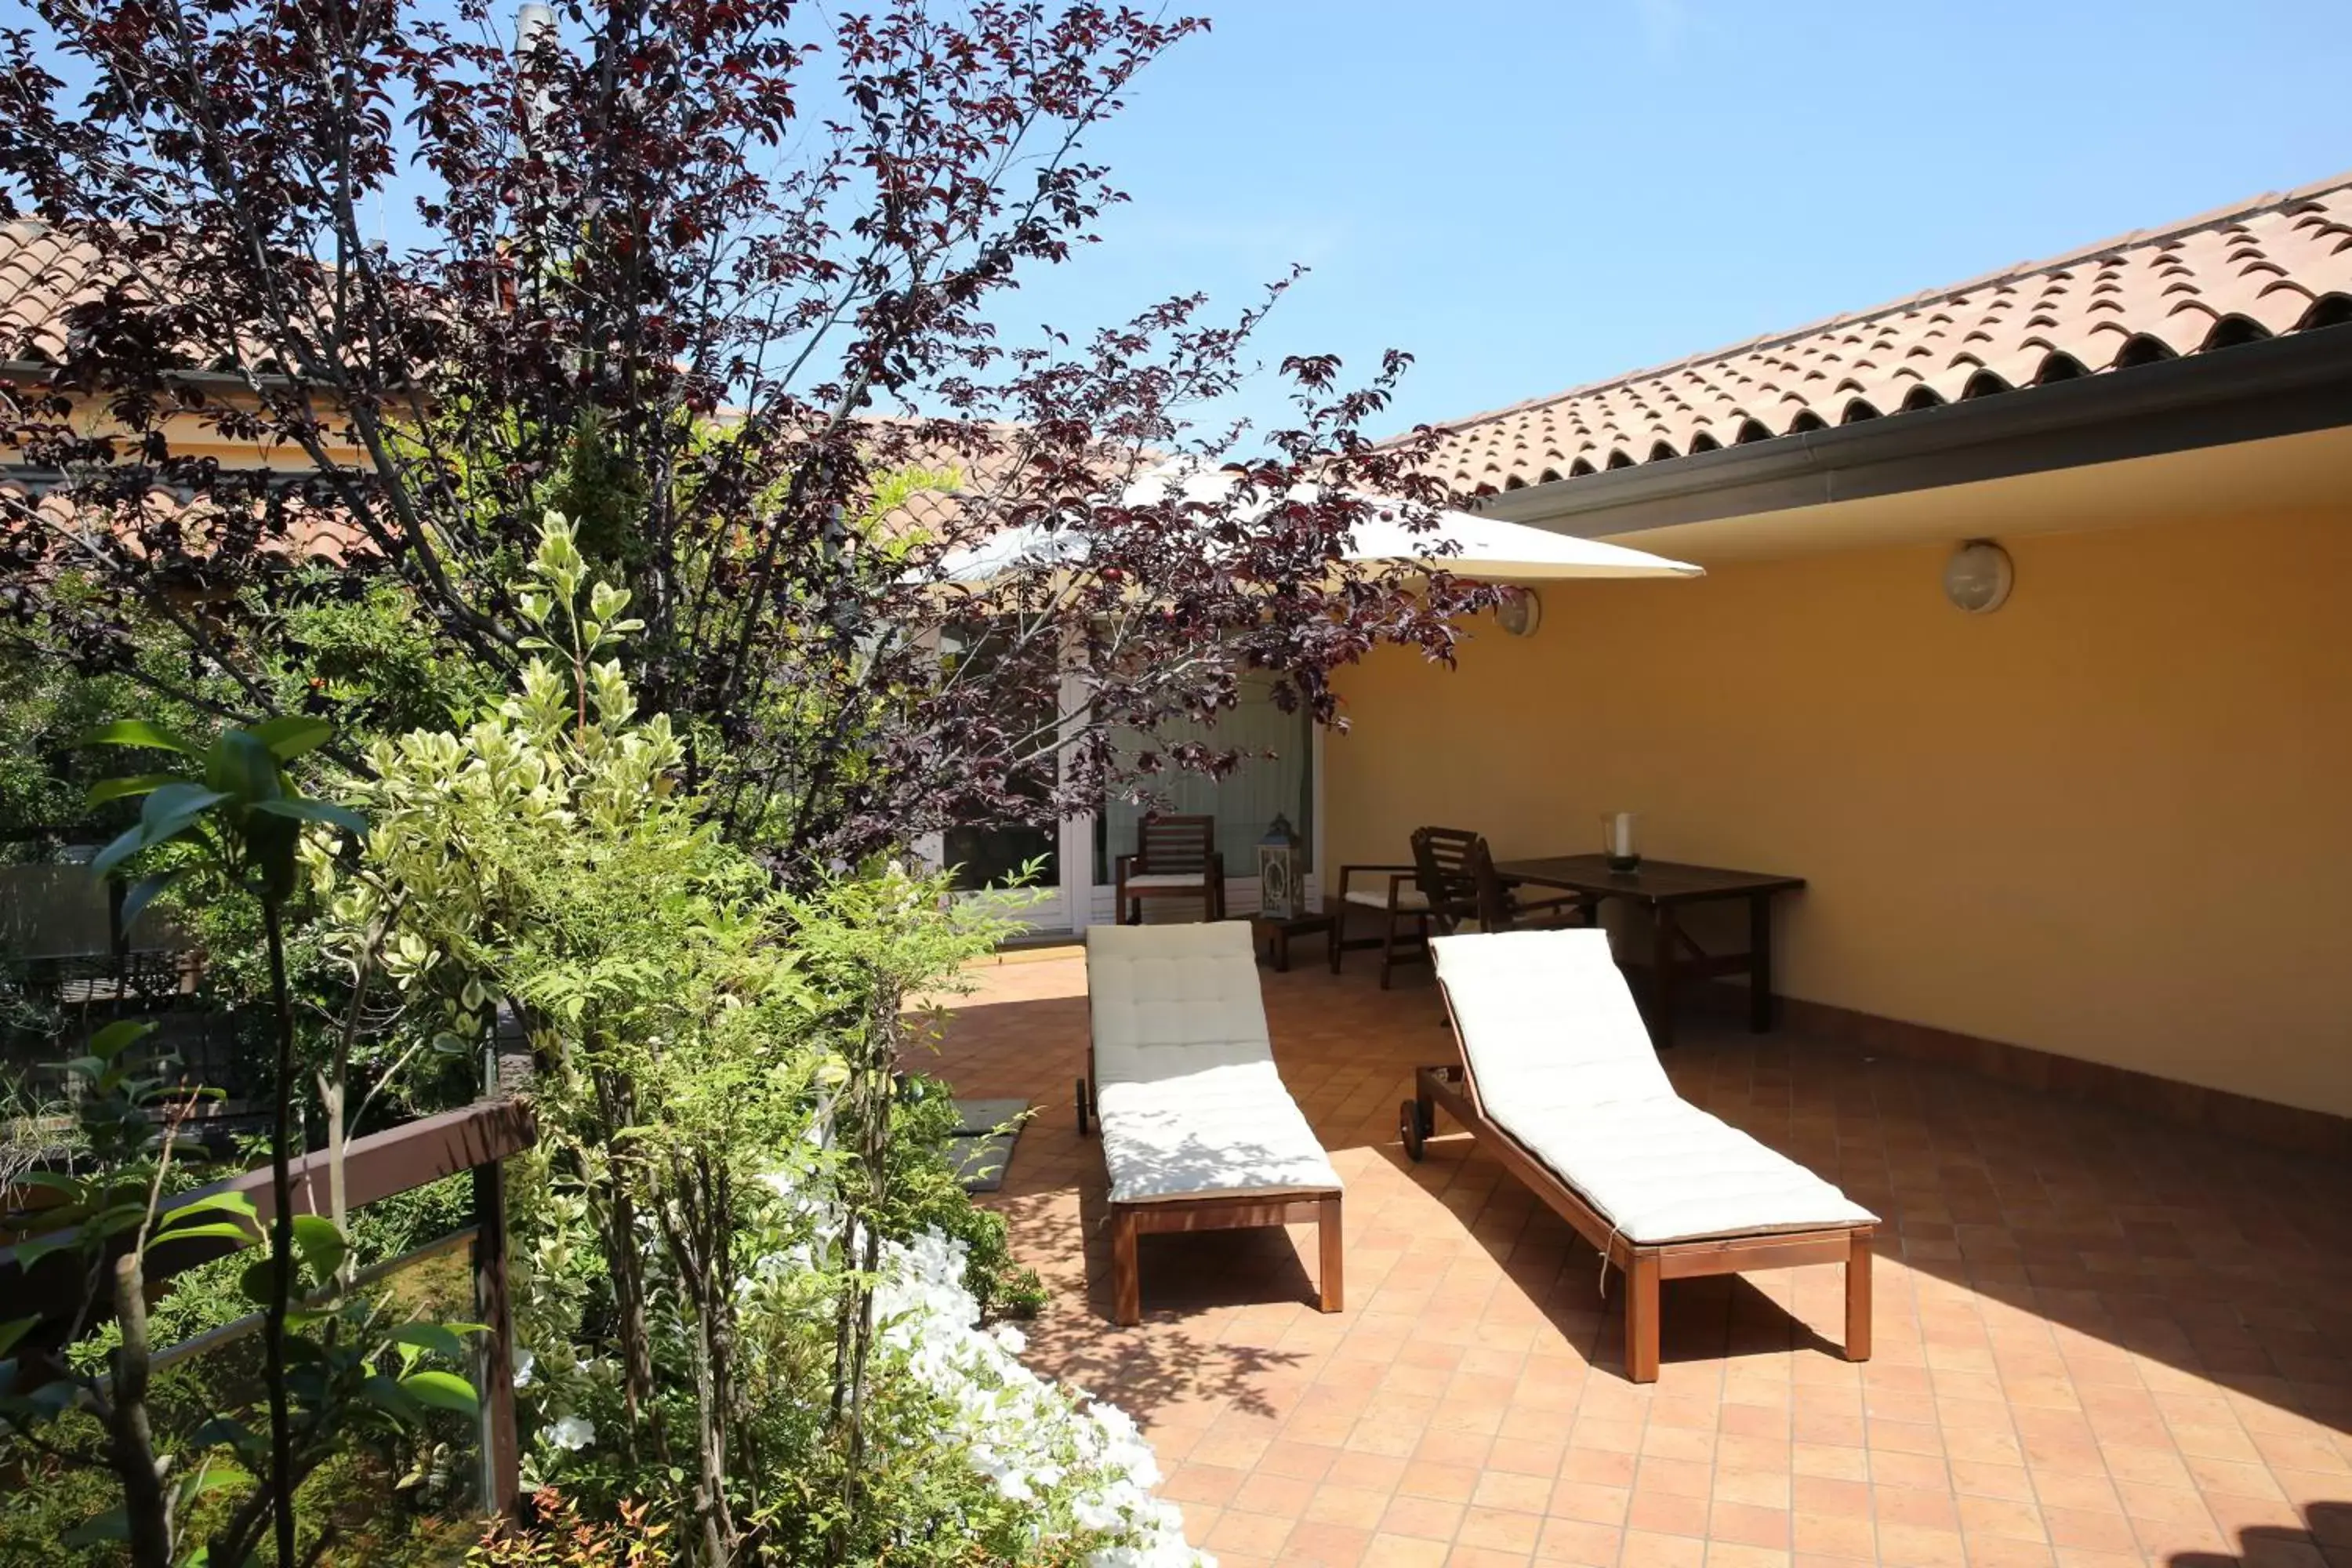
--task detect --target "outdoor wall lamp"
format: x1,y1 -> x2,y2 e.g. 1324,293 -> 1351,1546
1943,539 -> 2014,614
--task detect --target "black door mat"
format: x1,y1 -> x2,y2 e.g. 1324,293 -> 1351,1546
948,1098 -> 1030,1192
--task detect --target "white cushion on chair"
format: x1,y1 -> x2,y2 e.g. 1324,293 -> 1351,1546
1086,924 -> 1341,1203
1430,930 -> 1874,1245
1097,1062 -> 1339,1203
1343,885 -> 1428,911
1122,871 -> 1210,890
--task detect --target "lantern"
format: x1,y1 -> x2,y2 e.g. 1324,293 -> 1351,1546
1257,814 -> 1301,920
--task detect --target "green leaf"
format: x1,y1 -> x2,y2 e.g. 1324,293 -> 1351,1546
191,1414 -> 257,1452
0,1318 -> 37,1359
80,719 -> 198,757
162,1190 -> 258,1225
291,1214 -> 347,1283
119,868 -> 188,934
246,716 -> 334,762
88,823 -> 147,880
93,783 -> 227,875
386,1321 -> 480,1361
176,1465 -> 251,1504
397,1370 -> 479,1417
361,1373 -> 422,1423
13,1232 -> 84,1273
61,1506 -> 129,1547
85,771 -> 183,806
238,1256 -> 281,1308
90,1018 -> 157,1059
204,730 -> 281,806
151,1221 -> 257,1247
249,796 -> 369,837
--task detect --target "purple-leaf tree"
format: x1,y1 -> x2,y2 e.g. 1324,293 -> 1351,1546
0,0 -> 1497,880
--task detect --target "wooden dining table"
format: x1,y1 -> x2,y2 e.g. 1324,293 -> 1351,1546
1490,854 -> 1806,1048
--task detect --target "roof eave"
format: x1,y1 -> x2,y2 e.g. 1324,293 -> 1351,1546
1479,327 -> 2352,539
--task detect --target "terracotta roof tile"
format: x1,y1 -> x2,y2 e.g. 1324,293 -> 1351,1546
1416,170 -> 2352,496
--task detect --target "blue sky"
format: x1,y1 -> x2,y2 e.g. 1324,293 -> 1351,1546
1002,0 -> 2352,442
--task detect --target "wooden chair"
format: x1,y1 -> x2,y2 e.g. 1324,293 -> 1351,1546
1113,813 -> 1225,924
1410,826 -> 1584,938
1329,860 -> 1428,989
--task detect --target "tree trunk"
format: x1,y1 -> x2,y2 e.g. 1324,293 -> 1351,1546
260,898 -> 299,1568
107,1254 -> 174,1568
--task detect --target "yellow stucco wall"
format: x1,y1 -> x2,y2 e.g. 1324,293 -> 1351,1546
1327,506 -> 2352,1117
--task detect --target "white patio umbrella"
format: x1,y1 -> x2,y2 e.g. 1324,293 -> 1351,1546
934,463 -> 1701,585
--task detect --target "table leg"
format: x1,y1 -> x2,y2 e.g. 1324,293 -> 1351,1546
1272,926 -> 1291,973
1650,904 -> 1679,1049
1748,891 -> 1775,1033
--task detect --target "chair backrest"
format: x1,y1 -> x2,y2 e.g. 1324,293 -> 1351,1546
1410,826 -> 1485,932
1086,922 -> 1272,1087
1431,929 -> 1671,1115
1466,836 -> 1516,933
1133,813 -> 1216,874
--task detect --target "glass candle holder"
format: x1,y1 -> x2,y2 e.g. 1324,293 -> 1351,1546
1602,811 -> 1641,873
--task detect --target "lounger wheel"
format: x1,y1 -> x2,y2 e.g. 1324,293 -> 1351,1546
1399,1098 -> 1431,1161
1076,1076 -> 1092,1137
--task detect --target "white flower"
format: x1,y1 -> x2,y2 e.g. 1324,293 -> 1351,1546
512,1346 -> 536,1388
547,1414 -> 594,1451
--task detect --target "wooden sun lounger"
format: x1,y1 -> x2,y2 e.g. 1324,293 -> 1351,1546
1083,922 -> 1343,1326
1406,930 -> 1874,1382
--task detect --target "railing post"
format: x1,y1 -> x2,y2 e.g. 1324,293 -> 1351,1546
472,1151 -> 521,1518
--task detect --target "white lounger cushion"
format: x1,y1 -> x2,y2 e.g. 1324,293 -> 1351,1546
1087,924 -> 1341,1204
1343,884 -> 1428,911
1097,1062 -> 1339,1203
1121,871 -> 1210,889
1432,929 -> 1874,1245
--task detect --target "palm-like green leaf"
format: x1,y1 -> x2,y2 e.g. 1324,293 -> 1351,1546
249,796 -> 369,837
246,715 -> 334,761
79,720 -> 198,757
85,771 -> 185,807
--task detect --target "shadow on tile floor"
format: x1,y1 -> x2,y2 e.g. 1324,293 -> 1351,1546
2167,1499 -> 2352,1565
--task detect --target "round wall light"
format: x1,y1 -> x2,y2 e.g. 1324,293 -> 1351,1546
1942,540 -> 2013,615
1496,586 -> 1543,637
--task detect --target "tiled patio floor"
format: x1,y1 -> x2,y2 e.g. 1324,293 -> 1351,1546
926,948 -> 2352,1568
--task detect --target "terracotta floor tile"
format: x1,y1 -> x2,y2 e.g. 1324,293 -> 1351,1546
1956,1494 -> 2049,1542
1711,1501 -> 1795,1548
1637,1456 -> 1715,1499
1205,1508 -> 1296,1556
931,955 -> 2352,1568
1232,1468 -> 1317,1517
1310,1483 -> 1399,1527
1793,1511 -> 1880,1560
1381,1493 -> 1468,1542
1530,1516 -> 1621,1566
1546,1479 -> 1630,1526
1401,1461 -> 1483,1504
1442,1546 -> 1533,1568
1626,1486 -> 1711,1537
1286,1520 -> 1376,1567
1456,1504 -> 1544,1554
1706,1544 -> 1795,1568
1617,1529 -> 1707,1566
1362,1534 -> 1452,1568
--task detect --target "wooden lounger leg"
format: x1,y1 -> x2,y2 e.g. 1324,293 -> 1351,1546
1316,1192 -> 1344,1314
1624,1250 -> 1661,1383
1845,1231 -> 1872,1363
1112,1206 -> 1142,1327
